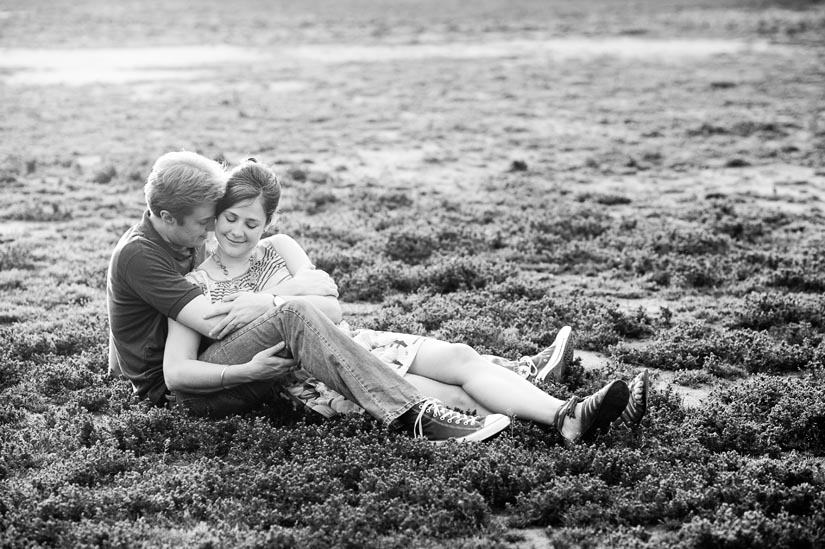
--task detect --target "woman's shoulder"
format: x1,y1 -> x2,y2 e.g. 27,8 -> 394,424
260,233 -> 297,250
259,235 -> 293,259
186,268 -> 211,285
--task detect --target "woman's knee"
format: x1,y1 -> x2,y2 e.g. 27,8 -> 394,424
279,298 -> 311,315
444,342 -> 479,365
279,298 -> 326,322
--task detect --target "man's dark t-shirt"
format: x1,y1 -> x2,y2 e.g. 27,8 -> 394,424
107,211 -> 205,405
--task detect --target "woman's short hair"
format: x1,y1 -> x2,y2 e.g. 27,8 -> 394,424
144,151 -> 226,222
219,159 -> 281,224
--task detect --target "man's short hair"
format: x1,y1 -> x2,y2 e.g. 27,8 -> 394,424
144,151 -> 226,222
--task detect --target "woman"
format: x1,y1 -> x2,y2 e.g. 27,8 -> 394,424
165,160 -> 647,444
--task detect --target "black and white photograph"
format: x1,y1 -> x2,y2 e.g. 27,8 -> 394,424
1,1 -> 824,547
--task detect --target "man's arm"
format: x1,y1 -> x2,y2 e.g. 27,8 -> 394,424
108,331 -> 123,378
175,292 -> 280,340
119,239 -> 281,341
163,318 -> 296,394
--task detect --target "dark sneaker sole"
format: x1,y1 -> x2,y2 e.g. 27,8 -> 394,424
620,369 -> 649,425
581,381 -> 630,443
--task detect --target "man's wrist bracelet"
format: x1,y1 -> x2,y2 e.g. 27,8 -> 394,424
220,366 -> 229,390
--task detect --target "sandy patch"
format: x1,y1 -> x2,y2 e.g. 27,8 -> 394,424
288,38 -> 785,64
0,38 -> 795,86
0,45 -> 251,85
577,349 -> 711,409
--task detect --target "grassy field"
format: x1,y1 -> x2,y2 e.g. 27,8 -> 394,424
2,0 -> 825,547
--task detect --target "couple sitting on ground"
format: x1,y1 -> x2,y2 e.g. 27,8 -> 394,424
107,151 -> 649,444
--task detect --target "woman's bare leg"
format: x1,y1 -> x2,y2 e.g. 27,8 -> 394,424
404,373 -> 493,416
408,339 -> 585,439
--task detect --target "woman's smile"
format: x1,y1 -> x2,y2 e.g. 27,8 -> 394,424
214,196 -> 268,257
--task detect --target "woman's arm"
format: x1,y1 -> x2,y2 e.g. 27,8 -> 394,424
264,233 -> 314,274
163,318 -> 296,394
262,234 -> 337,295
259,234 -> 342,323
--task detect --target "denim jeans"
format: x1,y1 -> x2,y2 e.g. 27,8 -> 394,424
173,300 -> 424,425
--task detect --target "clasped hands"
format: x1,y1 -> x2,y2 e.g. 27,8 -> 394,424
204,269 -> 337,340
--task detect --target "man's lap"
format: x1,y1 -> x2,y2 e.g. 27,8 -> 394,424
173,380 -> 279,418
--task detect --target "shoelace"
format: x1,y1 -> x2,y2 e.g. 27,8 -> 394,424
516,357 -> 538,378
413,398 -> 479,437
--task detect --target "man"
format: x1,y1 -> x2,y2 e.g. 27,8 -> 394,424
106,151 -> 509,443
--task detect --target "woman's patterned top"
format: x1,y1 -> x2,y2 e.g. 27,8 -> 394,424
187,239 -> 292,300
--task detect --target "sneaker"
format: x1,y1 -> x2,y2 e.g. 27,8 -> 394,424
528,326 -> 574,382
554,380 -> 629,445
616,369 -> 649,426
400,398 -> 510,444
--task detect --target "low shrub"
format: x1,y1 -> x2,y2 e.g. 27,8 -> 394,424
0,316 -> 108,362
0,242 -> 36,270
650,228 -> 731,256
731,291 -> 825,334
364,288 -> 654,357
383,225 -> 438,263
613,321 -> 820,374
766,253 -> 825,292
0,199 -> 72,222
673,505 -> 823,549
688,372 -> 825,455
526,207 -> 613,247
575,192 -> 632,205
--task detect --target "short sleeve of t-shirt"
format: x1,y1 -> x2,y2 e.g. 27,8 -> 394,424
186,270 -> 212,302
120,241 -> 203,320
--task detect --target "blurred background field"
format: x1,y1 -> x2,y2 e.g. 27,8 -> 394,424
1,1 -> 825,547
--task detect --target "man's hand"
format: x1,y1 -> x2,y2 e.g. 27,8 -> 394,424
247,342 -> 297,381
205,292 -> 274,339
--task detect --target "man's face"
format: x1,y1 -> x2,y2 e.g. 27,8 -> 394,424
168,204 -> 216,248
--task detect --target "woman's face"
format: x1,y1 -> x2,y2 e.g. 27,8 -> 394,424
215,196 -> 267,259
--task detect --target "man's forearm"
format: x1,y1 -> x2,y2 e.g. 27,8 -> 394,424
165,359 -> 254,394
178,292 -> 279,340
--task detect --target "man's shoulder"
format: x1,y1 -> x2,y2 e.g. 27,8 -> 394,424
114,223 -> 163,257
110,225 -> 172,283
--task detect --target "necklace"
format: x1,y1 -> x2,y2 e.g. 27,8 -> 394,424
211,248 -> 255,278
